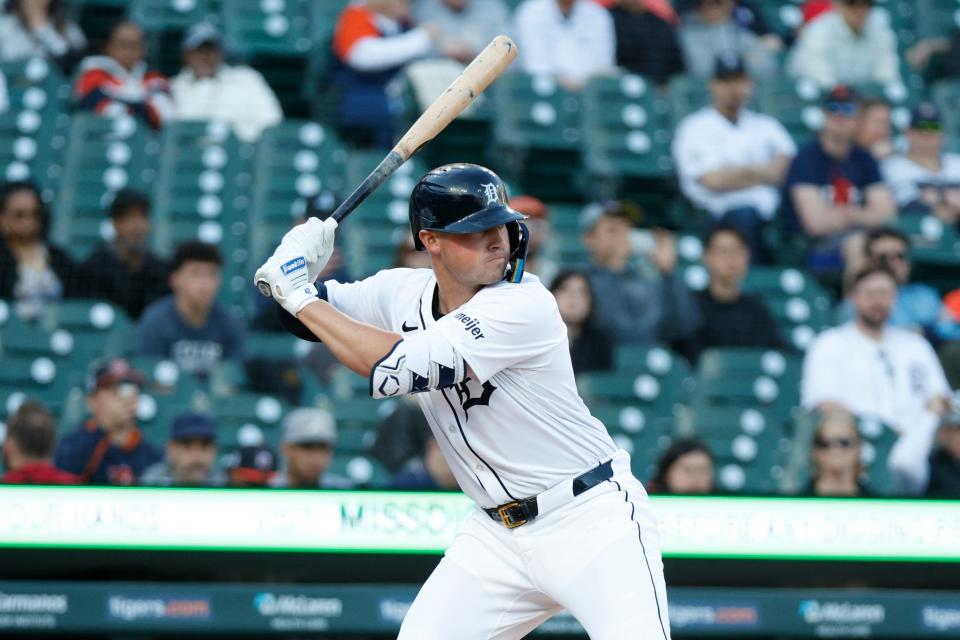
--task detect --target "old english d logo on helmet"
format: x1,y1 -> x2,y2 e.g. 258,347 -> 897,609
409,164 -> 529,282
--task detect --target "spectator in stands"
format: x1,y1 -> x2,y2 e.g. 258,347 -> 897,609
413,0 -> 509,65
54,359 -> 163,485
926,397 -> 960,497
2,401 -> 78,484
140,412 -> 224,487
390,430 -> 459,490
137,240 -> 244,377
0,180 -> 79,319
550,269 -> 614,373
0,0 -> 86,74
672,54 -> 796,255
222,443 -> 279,488
677,0 -> 777,80
783,85 -> 896,280
514,0 -> 616,92
370,398 -> 431,473
509,194 -> 557,286
171,23 -> 283,143
581,201 -> 700,345
679,223 -> 788,362
648,437 -> 715,494
856,97 -> 894,161
80,189 -> 168,320
271,408 -> 353,489
0,70 -> 7,113
807,410 -> 870,497
788,0 -> 901,89
608,0 -> 685,86
331,0 -> 440,148
883,102 -> 960,225
841,227 -> 960,341
73,19 -> 173,130
394,232 -> 433,270
802,265 -> 951,493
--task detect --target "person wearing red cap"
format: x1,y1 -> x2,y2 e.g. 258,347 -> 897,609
508,195 -> 558,286
53,359 -> 163,485
2,401 -> 78,485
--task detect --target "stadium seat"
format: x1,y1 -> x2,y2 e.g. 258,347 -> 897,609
328,454 -> 391,488
129,0 -> 219,76
43,299 -> 135,359
205,391 -> 292,439
576,369 -> 689,414
894,214 -> 960,295
693,347 -> 801,415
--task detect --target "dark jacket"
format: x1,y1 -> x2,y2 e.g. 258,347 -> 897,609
926,447 -> 960,498
79,242 -> 168,319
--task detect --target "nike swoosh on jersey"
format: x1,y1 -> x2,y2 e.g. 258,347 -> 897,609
401,321 -> 418,332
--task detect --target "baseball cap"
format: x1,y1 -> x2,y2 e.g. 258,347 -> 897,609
508,195 -> 548,220
712,52 -> 748,80
822,85 -> 860,116
910,102 -> 942,131
182,22 -> 221,51
579,200 -> 643,232
87,358 -> 146,394
281,408 -> 337,446
170,411 -> 217,442
223,444 -> 278,486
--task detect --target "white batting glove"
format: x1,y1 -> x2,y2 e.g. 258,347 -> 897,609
278,217 -> 338,284
253,249 -> 321,317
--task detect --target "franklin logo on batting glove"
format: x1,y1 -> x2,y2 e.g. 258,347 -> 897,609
280,256 -> 306,275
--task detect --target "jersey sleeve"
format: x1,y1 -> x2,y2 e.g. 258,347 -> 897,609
325,268 -> 426,331
431,279 -> 565,383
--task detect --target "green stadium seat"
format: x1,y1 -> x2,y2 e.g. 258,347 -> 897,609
894,214 -> 960,295
43,299 -> 135,358
576,369 -> 689,413
328,454 -> 391,488
205,391 -> 291,435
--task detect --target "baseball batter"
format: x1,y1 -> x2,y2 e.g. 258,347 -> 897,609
254,164 -> 671,639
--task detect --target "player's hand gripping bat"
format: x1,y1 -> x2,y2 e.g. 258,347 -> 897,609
256,35 -> 518,298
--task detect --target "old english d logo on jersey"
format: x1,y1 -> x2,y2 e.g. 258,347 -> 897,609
454,378 -> 496,419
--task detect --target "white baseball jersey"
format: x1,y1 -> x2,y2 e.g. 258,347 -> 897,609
324,268 -> 617,508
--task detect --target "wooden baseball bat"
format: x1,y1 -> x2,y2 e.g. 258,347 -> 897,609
256,35 -> 518,298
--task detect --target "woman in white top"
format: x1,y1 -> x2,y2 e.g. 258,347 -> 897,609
0,0 -> 87,73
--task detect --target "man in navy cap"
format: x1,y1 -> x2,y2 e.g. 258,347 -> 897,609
222,443 -> 279,488
141,411 -> 224,486
783,85 -> 896,282
170,22 -> 282,141
883,102 -> 960,225
54,359 -> 163,485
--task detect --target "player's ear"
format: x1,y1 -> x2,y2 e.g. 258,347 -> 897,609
420,230 -> 440,255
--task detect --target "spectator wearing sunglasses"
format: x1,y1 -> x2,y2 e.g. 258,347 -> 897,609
883,103 -> 960,227
806,411 -> 871,497
783,86 -> 896,282
788,0 -> 901,90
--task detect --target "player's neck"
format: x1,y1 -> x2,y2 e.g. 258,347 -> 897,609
432,267 -> 482,314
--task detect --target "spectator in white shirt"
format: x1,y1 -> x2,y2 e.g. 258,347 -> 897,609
514,0 -> 615,92
677,0 -> 777,80
882,102 -> 960,225
171,23 -> 282,142
672,54 -> 795,256
414,0 -> 509,65
802,265 -> 952,493
788,0 -> 901,89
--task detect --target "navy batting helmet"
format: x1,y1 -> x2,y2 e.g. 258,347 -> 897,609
409,163 -> 529,283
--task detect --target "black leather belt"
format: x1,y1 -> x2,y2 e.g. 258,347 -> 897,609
484,459 -> 614,529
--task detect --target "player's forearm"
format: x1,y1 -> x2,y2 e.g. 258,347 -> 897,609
296,301 -> 401,377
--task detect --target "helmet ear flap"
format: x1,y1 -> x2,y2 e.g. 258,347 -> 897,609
504,221 -> 529,283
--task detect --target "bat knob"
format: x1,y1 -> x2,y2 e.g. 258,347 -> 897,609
256,280 -> 273,298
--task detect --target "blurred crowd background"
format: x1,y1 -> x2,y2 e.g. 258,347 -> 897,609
1,0 -> 960,501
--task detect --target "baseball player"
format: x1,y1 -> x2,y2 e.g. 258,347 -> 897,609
254,164 -> 671,639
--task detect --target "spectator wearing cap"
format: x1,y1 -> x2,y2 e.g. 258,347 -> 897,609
79,189 -> 168,320
222,443 -> 279,488
580,202 -> 700,345
73,19 -> 173,130
2,401 -> 79,484
271,408 -> 353,489
841,227 -> 960,342
137,240 -> 244,377
883,102 -> 960,226
140,412 -> 224,487
54,359 -> 163,485
783,86 -> 896,280
607,0 -> 684,86
413,0 -> 509,66
677,0 -> 777,80
647,437 -> 715,494
855,97 -> 894,161
0,180 -> 79,319
926,396 -> 960,497
788,0 -> 901,89
514,0 -> 616,92
171,23 -> 283,143
0,0 -> 87,74
509,194 -> 557,286
672,54 -> 796,256
802,265 -> 952,493
677,223 -> 788,362
331,0 -> 441,148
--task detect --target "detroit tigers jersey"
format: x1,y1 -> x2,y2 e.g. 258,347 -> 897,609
324,268 -> 617,508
